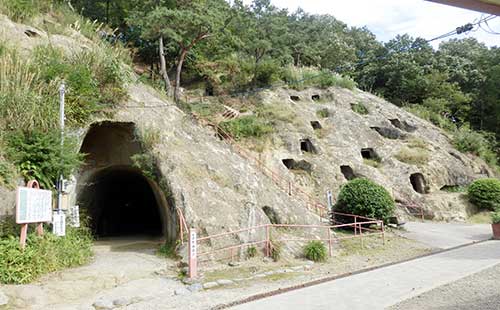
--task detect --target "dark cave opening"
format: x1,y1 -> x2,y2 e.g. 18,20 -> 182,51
340,165 -> 357,180
410,173 -> 428,194
80,167 -> 163,237
310,121 -> 322,130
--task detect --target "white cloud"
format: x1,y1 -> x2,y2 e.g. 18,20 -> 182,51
242,0 -> 500,47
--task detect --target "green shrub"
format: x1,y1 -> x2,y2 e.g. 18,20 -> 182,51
0,0 -> 52,21
157,241 -> 178,259
467,178 -> 500,210
246,245 -> 257,258
453,127 -> 498,167
351,103 -> 369,115
316,108 -> 330,118
6,130 -> 83,189
335,178 -> 395,222
270,241 -> 282,262
492,211 -> 500,224
220,116 -> 273,140
303,240 -> 327,262
0,227 -> 93,284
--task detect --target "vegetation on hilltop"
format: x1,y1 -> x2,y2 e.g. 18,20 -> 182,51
67,0 -> 499,170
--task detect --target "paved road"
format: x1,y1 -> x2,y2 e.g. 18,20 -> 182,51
232,240 -> 500,310
403,221 -> 491,249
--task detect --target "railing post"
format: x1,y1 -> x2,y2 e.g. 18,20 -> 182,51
359,223 -> 364,249
265,225 -> 270,257
381,221 -> 386,245
354,216 -> 357,235
288,181 -> 292,196
188,228 -> 197,279
327,226 -> 333,257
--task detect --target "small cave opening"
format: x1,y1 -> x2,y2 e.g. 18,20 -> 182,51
262,206 -> 281,224
340,165 -> 357,180
24,29 -> 39,37
300,138 -> 317,154
311,94 -> 321,101
79,167 -> 163,237
370,126 -> 404,140
281,159 -> 312,172
310,121 -> 322,130
410,173 -> 429,194
290,95 -> 300,101
389,118 -> 417,132
361,148 -> 378,160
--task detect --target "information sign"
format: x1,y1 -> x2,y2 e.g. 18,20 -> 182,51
52,211 -> 66,236
16,187 -> 52,224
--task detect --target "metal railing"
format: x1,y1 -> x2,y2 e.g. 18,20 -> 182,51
195,220 -> 385,265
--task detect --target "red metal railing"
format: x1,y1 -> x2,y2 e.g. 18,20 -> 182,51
195,220 -> 385,265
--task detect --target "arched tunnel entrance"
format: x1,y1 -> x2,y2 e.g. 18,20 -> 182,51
76,121 -> 175,240
80,167 -> 163,237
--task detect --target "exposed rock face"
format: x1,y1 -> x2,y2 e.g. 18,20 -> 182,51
0,186 -> 15,220
251,88 -> 494,220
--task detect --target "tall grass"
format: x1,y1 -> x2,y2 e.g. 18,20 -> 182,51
281,65 -> 357,90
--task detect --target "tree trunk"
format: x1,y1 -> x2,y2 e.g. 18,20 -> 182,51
158,36 -> 171,96
174,49 -> 188,103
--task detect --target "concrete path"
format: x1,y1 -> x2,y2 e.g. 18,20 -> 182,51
403,221 -> 491,249
232,240 -> 500,310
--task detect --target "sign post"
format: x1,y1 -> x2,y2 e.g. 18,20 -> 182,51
326,190 -> 334,211
16,180 -> 52,249
188,228 -> 197,279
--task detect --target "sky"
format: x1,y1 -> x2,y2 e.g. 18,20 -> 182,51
243,0 -> 500,48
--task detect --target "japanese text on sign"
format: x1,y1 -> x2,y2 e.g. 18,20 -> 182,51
16,187 -> 52,224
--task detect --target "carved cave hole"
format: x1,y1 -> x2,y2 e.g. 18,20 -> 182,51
340,165 -> 357,180
281,159 -> 312,172
290,95 -> 300,101
312,94 -> 321,101
410,173 -> 429,194
389,118 -> 417,133
310,121 -> 322,130
262,206 -> 281,224
361,148 -> 378,160
300,138 -> 317,154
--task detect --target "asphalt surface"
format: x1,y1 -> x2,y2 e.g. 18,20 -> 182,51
232,240 -> 500,310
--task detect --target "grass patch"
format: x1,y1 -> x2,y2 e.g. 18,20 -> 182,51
363,158 -> 381,168
220,116 -> 273,140
468,211 -> 493,224
256,104 -> 298,124
0,227 -> 93,284
351,102 -> 369,115
395,147 -> 429,165
316,108 -> 330,118
157,241 -> 179,259
282,66 -> 356,90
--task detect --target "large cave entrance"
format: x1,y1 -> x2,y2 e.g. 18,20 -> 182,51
80,167 -> 163,237
76,121 -> 174,240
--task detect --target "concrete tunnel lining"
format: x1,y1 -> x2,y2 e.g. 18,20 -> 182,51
76,121 -> 176,240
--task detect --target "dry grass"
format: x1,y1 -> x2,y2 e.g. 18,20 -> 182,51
395,147 -> 429,165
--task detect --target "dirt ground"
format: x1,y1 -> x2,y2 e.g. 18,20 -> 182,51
0,230 -> 433,310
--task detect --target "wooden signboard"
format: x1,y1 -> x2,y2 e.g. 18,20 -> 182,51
15,180 -> 52,249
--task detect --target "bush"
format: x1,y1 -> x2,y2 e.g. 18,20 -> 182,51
0,227 -> 93,284
270,241 -> 282,262
220,116 -> 273,140
453,127 -> 498,167
303,240 -> 327,262
468,178 -> 500,210
335,178 -> 395,222
157,241 -> 178,259
246,245 -> 257,258
492,211 -> 500,224
6,130 -> 83,189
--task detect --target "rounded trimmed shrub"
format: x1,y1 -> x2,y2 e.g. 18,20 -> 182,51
492,211 -> 500,224
335,178 -> 394,222
468,178 -> 500,210
303,240 -> 328,262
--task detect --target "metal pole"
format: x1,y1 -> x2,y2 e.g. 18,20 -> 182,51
57,82 -> 65,212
